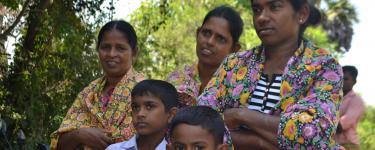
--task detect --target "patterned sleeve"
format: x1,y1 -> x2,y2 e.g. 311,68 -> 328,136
197,54 -> 236,113
50,90 -> 93,149
277,57 -> 343,149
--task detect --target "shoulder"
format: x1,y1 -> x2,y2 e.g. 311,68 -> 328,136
78,76 -> 105,94
106,142 -> 124,150
302,41 -> 340,65
222,46 -> 260,69
168,64 -> 196,81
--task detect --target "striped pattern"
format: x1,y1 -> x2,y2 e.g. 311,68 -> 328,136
247,74 -> 281,114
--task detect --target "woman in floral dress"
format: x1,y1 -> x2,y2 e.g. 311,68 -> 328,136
50,20 -> 145,150
198,0 -> 343,149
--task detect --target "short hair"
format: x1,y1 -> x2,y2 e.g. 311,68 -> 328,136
131,79 -> 178,111
202,5 -> 244,45
343,65 -> 358,80
169,106 -> 225,144
97,20 -> 138,54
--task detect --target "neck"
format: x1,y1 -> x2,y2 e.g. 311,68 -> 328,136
264,39 -> 300,61
344,89 -> 352,96
105,76 -> 123,88
198,62 -> 219,92
137,132 -> 165,150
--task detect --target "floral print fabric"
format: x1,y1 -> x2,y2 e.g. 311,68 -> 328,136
198,40 -> 343,149
50,68 -> 145,150
167,63 -> 201,107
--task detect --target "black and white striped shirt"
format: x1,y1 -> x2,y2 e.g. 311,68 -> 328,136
248,74 -> 282,114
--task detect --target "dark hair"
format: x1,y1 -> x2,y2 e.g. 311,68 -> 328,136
97,20 -> 138,53
131,79 -> 178,111
343,65 -> 358,80
169,106 -> 225,144
289,0 -> 321,38
202,5 -> 244,45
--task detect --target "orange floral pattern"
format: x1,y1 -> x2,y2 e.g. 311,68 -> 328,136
50,68 -> 144,150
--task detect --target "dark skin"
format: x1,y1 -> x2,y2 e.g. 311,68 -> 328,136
224,0 -> 310,149
196,17 -> 241,94
58,30 -> 136,150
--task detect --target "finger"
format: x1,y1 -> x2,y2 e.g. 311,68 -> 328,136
101,134 -> 113,145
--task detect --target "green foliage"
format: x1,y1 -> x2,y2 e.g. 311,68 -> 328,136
0,0 -> 364,148
1,0 -> 111,148
358,106 -> 375,149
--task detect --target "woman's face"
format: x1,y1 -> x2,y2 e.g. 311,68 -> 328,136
98,29 -> 135,78
196,17 -> 235,68
252,0 -> 303,46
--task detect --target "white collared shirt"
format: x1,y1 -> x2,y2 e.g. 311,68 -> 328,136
106,134 -> 167,150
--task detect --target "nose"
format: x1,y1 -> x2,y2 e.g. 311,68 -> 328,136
207,35 -> 215,46
256,9 -> 270,25
136,107 -> 146,118
108,48 -> 117,57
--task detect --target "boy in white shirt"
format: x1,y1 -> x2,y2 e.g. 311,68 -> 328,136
106,79 -> 178,150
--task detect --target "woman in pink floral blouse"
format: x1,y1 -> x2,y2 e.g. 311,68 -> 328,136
167,5 -> 244,108
198,0 -> 343,149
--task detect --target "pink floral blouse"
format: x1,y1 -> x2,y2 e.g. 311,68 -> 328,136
198,40 -> 344,149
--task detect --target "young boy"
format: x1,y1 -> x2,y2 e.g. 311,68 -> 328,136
168,106 -> 228,150
106,79 -> 178,150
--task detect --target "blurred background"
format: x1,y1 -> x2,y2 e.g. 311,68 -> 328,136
1,0 -> 374,149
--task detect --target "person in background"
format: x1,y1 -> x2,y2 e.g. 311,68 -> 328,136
50,20 -> 145,150
336,65 -> 365,150
198,0 -> 343,149
167,5 -> 243,108
106,79 -> 178,150
168,106 -> 228,150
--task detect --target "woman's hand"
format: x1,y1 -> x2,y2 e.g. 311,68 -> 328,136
224,108 -> 245,129
76,128 -> 113,150
58,127 -> 113,150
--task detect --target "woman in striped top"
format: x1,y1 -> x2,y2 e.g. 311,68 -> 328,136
198,0 -> 343,149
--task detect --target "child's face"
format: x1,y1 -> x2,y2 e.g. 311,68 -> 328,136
169,123 -> 228,150
131,94 -> 174,136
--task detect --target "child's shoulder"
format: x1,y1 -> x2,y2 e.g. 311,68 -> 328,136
105,135 -> 137,150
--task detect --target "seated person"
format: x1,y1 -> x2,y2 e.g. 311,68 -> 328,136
168,106 -> 228,150
106,79 -> 178,150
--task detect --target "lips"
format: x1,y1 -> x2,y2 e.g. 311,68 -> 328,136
134,122 -> 148,128
105,60 -> 118,67
257,28 -> 275,36
200,48 -> 213,56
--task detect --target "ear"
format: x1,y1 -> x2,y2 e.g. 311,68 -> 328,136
167,107 -> 178,123
216,144 -> 229,150
298,3 -> 310,24
231,43 -> 241,53
353,79 -> 357,85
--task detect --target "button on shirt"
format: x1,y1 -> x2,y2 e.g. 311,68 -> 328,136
106,134 -> 167,150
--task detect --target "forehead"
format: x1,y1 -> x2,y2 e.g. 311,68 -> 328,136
171,123 -> 216,144
343,71 -> 354,78
201,17 -> 232,37
131,93 -> 162,104
252,0 -> 287,5
101,29 -> 129,41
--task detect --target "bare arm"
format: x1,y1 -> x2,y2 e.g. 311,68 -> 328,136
231,130 -> 279,150
225,108 -> 280,146
57,128 -> 113,150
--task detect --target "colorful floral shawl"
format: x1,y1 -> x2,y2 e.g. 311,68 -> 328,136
50,68 -> 145,150
167,63 -> 200,107
198,40 -> 344,149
